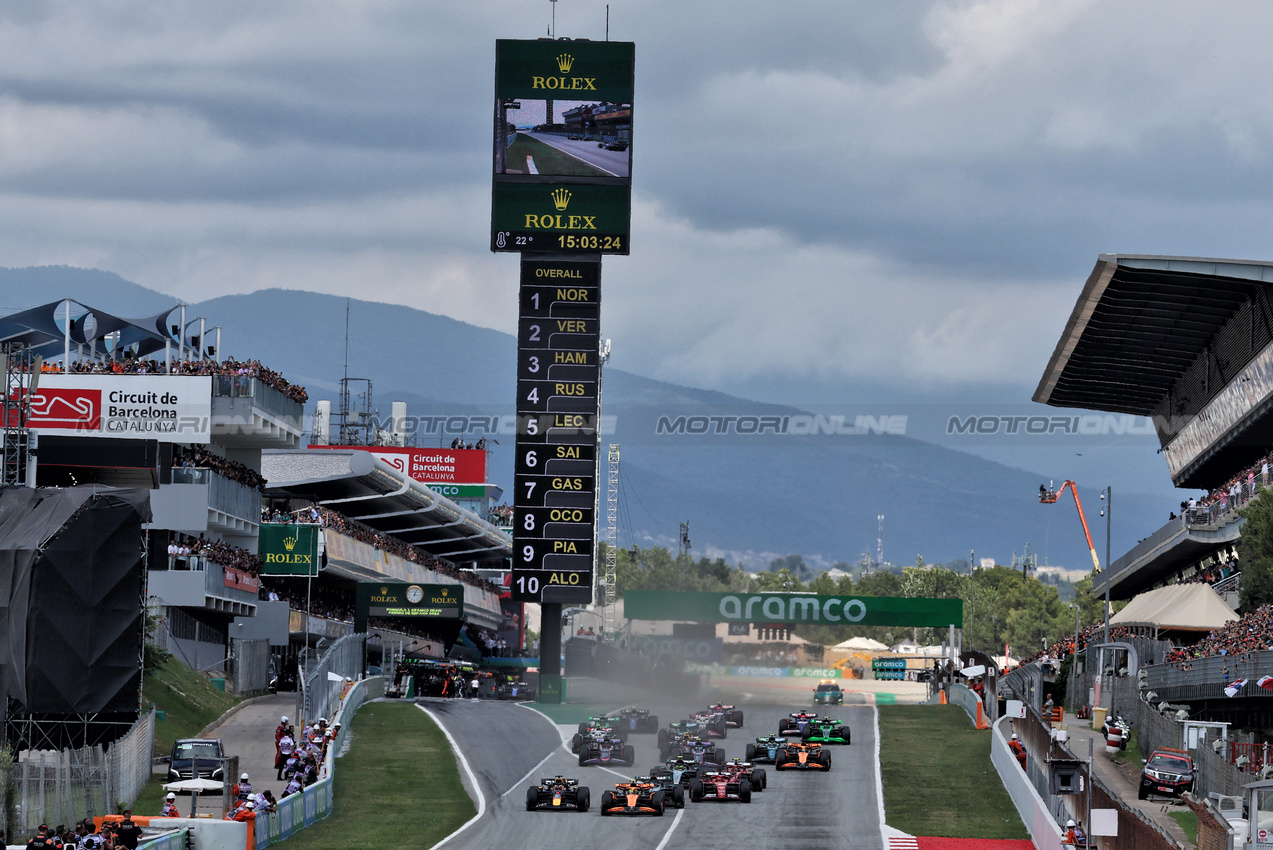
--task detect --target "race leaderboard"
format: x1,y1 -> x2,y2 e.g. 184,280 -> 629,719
510,256 -> 600,604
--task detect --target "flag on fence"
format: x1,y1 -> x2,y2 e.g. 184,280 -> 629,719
1259,675 -> 1273,690
1225,678 -> 1248,697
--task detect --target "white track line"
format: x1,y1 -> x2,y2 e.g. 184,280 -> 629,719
874,703 -> 886,843
499,749 -> 559,799
419,706 -> 486,849
653,807 -> 685,850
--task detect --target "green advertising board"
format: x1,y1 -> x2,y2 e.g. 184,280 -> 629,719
259,523 -> 319,576
538,673 -> 562,705
353,582 -> 464,633
426,483 -> 490,499
492,39 -> 634,255
623,590 -> 963,628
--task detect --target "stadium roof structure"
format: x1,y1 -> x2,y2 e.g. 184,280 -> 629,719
0,299 -> 182,359
1098,513 -> 1241,601
261,449 -> 511,564
1035,254 -> 1273,488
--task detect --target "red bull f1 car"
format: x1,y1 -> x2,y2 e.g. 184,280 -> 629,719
525,776 -> 591,812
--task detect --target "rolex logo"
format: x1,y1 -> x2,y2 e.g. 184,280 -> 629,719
556,54 -> 574,73
283,535 -> 297,551
441,588 -> 448,596
552,188 -> 572,211
381,586 -> 388,595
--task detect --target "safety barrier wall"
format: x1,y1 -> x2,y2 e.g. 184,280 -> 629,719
990,717 -> 1066,850
944,682 -> 983,726
251,676 -> 382,850
137,828 -> 189,850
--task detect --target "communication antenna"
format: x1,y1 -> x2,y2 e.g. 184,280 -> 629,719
550,0 -> 557,39
876,514 -> 884,568
678,521 -> 691,590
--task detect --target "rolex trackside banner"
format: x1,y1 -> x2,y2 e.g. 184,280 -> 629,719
259,523 -> 319,576
623,591 -> 963,628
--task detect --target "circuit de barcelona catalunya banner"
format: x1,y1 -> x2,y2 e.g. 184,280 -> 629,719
623,591 -> 963,628
22,374 -> 212,442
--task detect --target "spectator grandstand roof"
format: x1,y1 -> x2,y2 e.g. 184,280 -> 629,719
261,449 -> 511,564
0,299 -> 180,357
1035,254 -> 1273,488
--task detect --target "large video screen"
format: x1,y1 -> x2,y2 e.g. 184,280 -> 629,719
496,99 -> 632,179
492,39 -> 634,255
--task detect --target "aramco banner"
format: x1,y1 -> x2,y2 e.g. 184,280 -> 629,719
623,591 -> 963,628
259,523 -> 319,576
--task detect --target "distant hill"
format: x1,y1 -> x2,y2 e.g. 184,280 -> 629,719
0,267 -> 1170,569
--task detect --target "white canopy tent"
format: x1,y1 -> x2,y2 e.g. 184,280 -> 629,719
1109,584 -> 1238,633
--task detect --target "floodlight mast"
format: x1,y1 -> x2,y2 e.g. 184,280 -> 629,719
1038,481 -> 1101,573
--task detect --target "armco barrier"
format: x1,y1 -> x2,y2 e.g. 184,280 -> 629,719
248,676 -> 381,850
137,828 -> 189,850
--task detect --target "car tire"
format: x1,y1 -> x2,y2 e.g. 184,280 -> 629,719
570,733 -> 584,753
1137,785 -> 1148,800
647,715 -> 658,732
622,745 -> 635,764
733,710 -> 744,728
690,779 -> 704,802
844,728 -> 851,745
672,785 -> 684,808
600,790 -> 614,815
712,748 -> 725,764
658,729 -> 670,748
745,744 -> 756,761
525,786 -> 539,811
753,767 -> 767,790
578,722 -> 590,734
819,751 -> 831,768
578,751 -> 589,767
739,778 -> 751,803
577,787 -> 590,813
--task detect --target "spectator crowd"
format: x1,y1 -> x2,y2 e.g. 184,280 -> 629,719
1165,603 -> 1273,664
30,355 -> 310,404
167,533 -> 263,576
175,446 -> 267,491
1182,452 -> 1273,526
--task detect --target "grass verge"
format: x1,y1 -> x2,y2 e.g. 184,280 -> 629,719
144,656 -> 241,756
285,702 -> 474,849
1169,810 -> 1198,844
879,705 -> 1028,839
504,135 -> 608,177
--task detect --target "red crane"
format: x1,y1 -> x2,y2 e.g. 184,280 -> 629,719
1038,481 -> 1101,573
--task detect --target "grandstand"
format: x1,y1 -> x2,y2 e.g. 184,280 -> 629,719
0,298 -> 516,691
1035,254 -> 1273,603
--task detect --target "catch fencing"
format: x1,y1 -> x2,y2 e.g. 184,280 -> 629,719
2,710 -> 156,838
230,638 -> 271,696
296,633 -> 365,726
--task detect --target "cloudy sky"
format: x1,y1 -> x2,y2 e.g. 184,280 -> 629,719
1,0 -> 1271,494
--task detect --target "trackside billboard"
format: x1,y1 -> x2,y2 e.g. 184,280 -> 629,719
307,444 -> 486,485
22,374 -> 211,443
623,591 -> 963,628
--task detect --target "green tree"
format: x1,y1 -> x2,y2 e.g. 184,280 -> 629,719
1239,490 -> 1273,610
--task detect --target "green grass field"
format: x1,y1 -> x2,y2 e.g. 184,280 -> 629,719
145,656 -> 241,756
286,702 -> 474,849
504,135 -> 607,177
879,705 -> 1028,839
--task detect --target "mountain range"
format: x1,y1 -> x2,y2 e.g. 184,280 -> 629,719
0,265 -> 1175,570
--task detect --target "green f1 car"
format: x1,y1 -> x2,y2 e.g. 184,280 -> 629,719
803,716 -> 850,745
